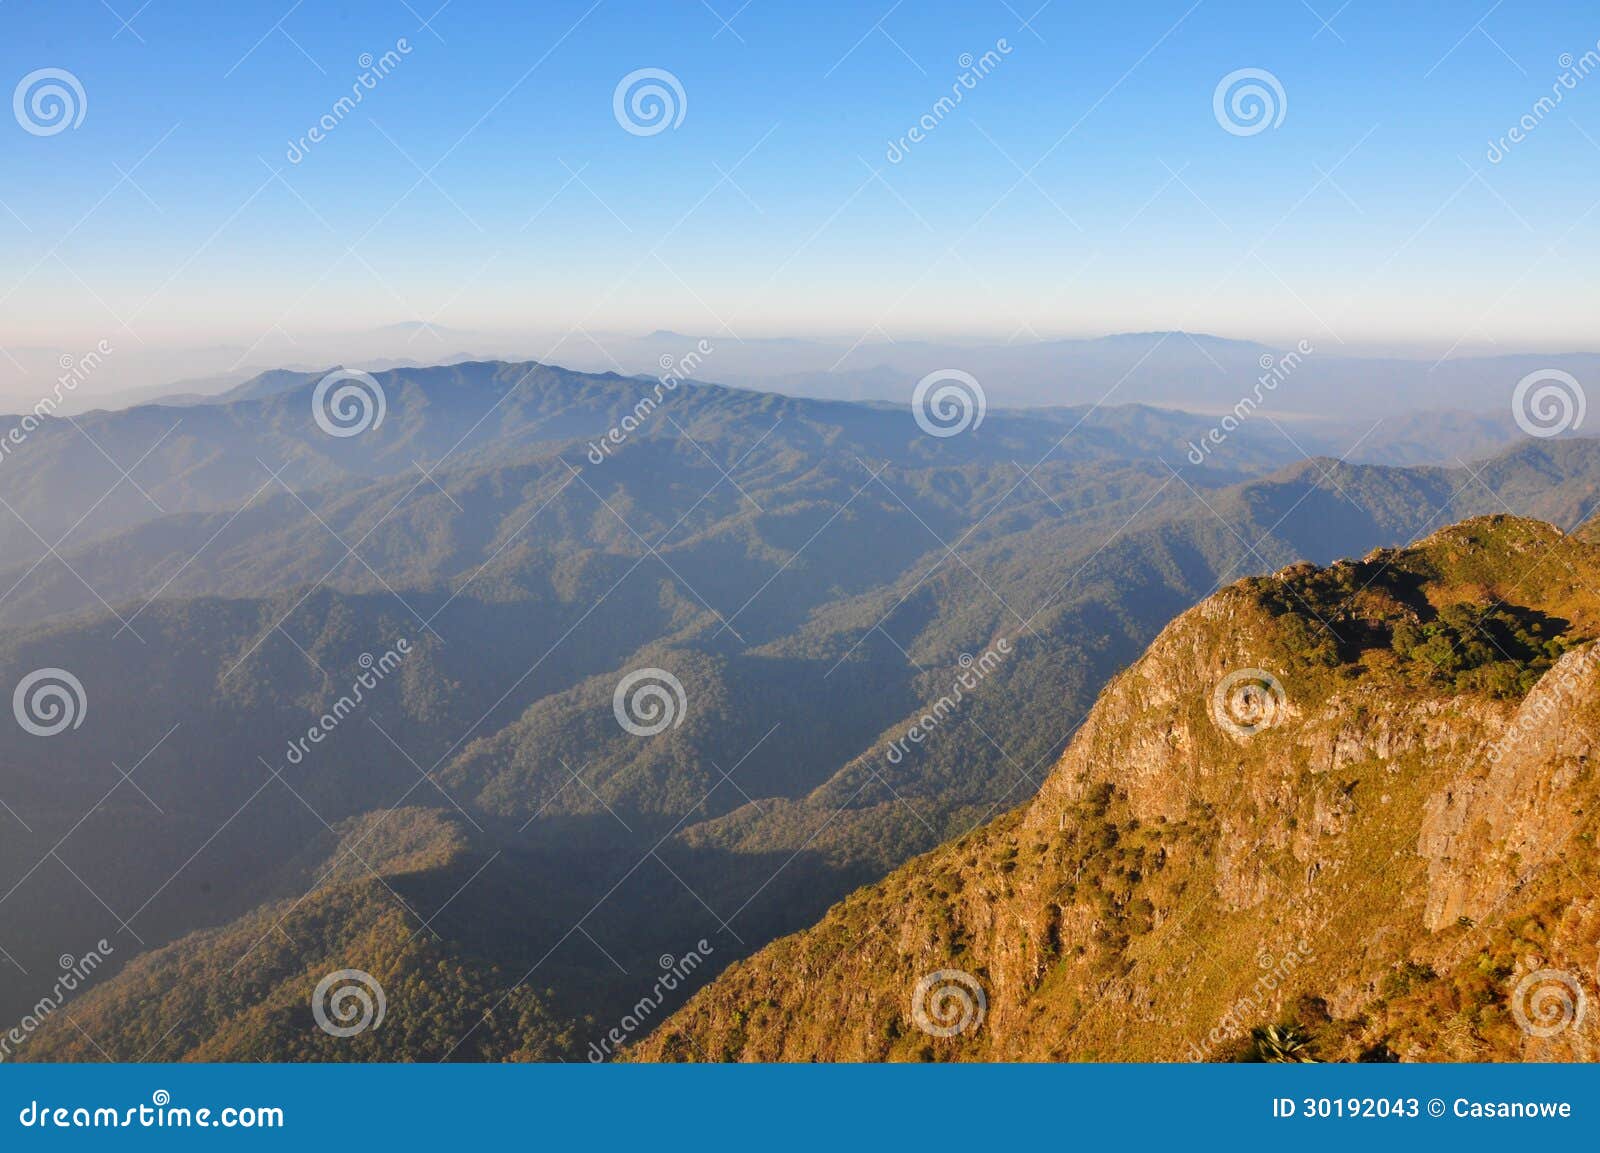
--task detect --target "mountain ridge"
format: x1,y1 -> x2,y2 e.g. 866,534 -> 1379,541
631,515 -> 1600,1062
6,363 -> 1600,1063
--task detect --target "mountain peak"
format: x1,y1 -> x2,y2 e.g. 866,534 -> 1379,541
632,516 -> 1600,1062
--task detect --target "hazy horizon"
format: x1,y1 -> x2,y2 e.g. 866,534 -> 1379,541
9,323 -> 1600,419
7,0 -> 1600,401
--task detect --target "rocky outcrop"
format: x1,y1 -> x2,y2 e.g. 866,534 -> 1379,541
632,516 -> 1600,1063
1420,644 -> 1599,930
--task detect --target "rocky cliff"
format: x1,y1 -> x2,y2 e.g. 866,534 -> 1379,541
633,516 -> 1600,1062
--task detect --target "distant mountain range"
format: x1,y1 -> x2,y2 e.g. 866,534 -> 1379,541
4,357 -> 1598,1061
605,330 -> 1600,421
6,329 -> 1598,428
0,356 -> 1583,593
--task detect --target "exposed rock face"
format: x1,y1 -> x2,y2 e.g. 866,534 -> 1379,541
1420,644 -> 1599,931
632,516 -> 1600,1063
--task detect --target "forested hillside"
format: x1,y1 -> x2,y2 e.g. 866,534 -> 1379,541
6,363 -> 1598,1061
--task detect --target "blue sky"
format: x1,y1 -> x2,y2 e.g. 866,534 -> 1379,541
4,0 -> 1600,354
